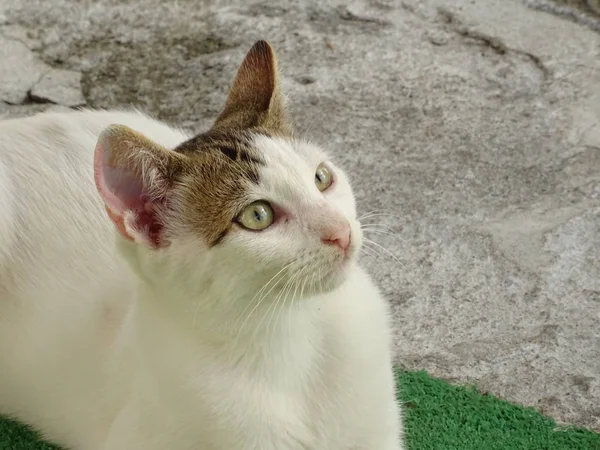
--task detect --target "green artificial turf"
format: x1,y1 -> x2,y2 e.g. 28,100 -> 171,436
398,370 -> 600,450
1,370 -> 598,449
0,418 -> 60,450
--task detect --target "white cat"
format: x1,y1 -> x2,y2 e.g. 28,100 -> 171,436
0,41 -> 403,450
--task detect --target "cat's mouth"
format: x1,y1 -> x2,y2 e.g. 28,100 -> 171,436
312,243 -> 358,292
343,224 -> 361,262
315,264 -> 351,293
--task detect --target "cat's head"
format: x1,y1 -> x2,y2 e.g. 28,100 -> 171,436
94,41 -> 362,312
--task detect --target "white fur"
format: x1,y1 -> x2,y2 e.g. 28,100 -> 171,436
0,109 -> 403,450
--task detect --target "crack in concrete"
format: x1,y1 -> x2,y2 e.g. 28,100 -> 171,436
0,32 -> 61,105
0,31 -> 30,51
0,34 -> 49,105
0,31 -> 87,108
25,68 -> 54,104
25,88 -> 54,105
520,0 -> 600,33
337,6 -> 391,26
437,8 -> 552,82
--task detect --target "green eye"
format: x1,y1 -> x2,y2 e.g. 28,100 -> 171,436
237,201 -> 274,231
315,163 -> 333,191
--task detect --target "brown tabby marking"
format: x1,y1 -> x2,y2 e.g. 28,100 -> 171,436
172,130 -> 265,245
174,40 -> 294,245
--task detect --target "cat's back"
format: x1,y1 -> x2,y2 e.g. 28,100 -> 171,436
0,110 -> 191,437
0,109 -> 190,198
0,109 -> 190,291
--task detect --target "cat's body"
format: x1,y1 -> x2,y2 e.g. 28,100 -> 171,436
0,42 -> 402,450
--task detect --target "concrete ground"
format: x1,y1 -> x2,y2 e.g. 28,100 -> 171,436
1,0 -> 598,432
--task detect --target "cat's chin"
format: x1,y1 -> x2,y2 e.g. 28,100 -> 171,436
314,256 -> 355,294
318,273 -> 348,294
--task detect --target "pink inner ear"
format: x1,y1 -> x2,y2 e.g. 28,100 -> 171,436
94,138 -> 165,248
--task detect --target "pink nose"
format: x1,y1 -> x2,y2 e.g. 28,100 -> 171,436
321,225 -> 351,252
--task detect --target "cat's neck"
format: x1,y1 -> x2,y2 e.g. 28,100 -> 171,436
120,281 -> 325,390
130,278 -> 323,353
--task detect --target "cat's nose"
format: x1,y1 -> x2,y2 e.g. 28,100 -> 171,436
321,224 -> 351,252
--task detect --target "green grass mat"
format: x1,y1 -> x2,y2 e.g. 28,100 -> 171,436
399,371 -> 599,450
1,370 -> 598,449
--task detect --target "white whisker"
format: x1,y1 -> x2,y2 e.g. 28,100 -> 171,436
357,210 -> 380,221
361,223 -> 395,232
260,264 -> 303,342
363,238 -> 405,268
235,262 -> 293,327
360,247 -> 378,261
284,265 -> 308,343
229,262 -> 293,358
361,227 -> 408,244
268,266 -> 303,341
358,211 -> 401,222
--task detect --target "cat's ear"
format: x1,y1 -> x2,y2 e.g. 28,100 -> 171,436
212,40 -> 291,134
94,125 -> 183,249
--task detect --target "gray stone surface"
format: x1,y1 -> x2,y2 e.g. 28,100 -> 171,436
0,35 -> 46,104
554,0 -> 600,15
30,68 -> 86,106
1,0 -> 599,432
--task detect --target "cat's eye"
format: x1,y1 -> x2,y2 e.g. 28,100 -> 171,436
237,201 -> 274,231
315,163 -> 333,192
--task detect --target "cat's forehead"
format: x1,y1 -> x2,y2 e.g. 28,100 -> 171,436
174,130 -> 320,183
251,134 -> 325,169
174,129 -> 266,169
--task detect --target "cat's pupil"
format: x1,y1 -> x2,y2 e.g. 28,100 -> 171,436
254,209 -> 262,221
